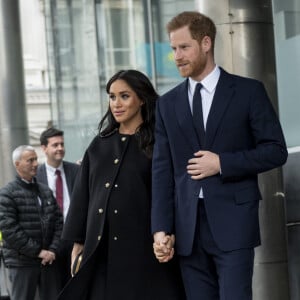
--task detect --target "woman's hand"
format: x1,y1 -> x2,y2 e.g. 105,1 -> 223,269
71,243 -> 84,275
153,232 -> 175,263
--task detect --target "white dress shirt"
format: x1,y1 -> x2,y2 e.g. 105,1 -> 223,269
188,65 -> 221,198
45,162 -> 70,221
188,65 -> 221,127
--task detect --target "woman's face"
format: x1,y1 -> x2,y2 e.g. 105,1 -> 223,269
109,79 -> 143,133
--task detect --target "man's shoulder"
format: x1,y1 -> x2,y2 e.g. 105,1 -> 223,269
63,160 -> 80,173
63,160 -> 80,168
158,80 -> 187,105
162,80 -> 186,97
0,179 -> 19,193
220,67 -> 262,88
0,180 -> 29,202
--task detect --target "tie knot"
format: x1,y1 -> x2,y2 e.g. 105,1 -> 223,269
194,82 -> 203,94
55,169 -> 61,176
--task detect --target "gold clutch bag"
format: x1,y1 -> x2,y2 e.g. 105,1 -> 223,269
71,251 -> 83,277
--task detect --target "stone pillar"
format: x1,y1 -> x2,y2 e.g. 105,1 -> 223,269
0,0 -> 28,186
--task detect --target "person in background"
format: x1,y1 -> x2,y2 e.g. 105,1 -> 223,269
0,145 -> 63,300
37,127 -> 80,221
36,127 -> 79,286
58,69 -> 185,300
151,11 -> 288,300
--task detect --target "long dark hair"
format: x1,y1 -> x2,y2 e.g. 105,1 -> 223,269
98,70 -> 158,157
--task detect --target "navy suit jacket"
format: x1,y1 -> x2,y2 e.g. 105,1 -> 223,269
151,68 -> 287,255
36,161 -> 79,199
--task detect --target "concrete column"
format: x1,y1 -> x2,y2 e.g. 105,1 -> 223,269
195,0 -> 290,299
0,0 -> 28,186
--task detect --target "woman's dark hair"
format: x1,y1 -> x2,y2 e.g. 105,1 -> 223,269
98,70 -> 158,157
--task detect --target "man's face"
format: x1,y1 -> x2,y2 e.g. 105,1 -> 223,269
170,25 -> 209,81
15,150 -> 38,181
42,135 -> 65,166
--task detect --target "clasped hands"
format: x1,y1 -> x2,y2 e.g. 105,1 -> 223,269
38,249 -> 56,265
153,232 -> 175,263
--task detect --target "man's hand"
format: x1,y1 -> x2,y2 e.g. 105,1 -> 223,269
153,231 -> 175,263
187,150 -> 220,180
38,250 -> 56,265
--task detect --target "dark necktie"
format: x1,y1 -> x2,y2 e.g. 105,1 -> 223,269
192,82 -> 205,145
55,169 -> 63,212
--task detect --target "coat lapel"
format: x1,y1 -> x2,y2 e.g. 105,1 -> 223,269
205,69 -> 235,149
174,79 -> 201,151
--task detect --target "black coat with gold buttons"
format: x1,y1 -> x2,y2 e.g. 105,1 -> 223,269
59,131 -> 185,300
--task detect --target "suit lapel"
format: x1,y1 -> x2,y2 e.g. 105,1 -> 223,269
205,69 -> 235,149
174,79 -> 201,151
63,162 -> 72,196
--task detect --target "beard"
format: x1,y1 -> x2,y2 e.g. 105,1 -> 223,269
177,56 -> 207,80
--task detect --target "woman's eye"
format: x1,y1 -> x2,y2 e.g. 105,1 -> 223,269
121,94 -> 129,100
109,95 -> 116,101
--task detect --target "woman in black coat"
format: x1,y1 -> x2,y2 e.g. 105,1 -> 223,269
58,70 -> 185,300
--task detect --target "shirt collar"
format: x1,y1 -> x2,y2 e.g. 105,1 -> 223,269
189,65 -> 221,94
20,177 -> 34,184
45,162 -> 63,175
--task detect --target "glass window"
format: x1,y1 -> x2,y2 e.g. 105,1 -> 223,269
45,0 -> 102,161
272,0 -> 300,147
95,0 -> 195,95
44,0 -> 195,160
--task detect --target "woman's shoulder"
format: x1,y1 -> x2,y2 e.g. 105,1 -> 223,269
86,130 -> 119,152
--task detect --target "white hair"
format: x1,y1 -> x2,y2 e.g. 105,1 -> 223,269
12,145 -> 35,164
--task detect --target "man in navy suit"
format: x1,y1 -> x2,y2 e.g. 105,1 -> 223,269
151,11 -> 287,300
36,127 -> 79,287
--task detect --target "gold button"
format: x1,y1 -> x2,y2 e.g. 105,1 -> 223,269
98,235 -> 101,240
105,182 -> 110,188
114,159 -> 119,164
114,210 -> 118,214
121,137 -> 126,142
114,236 -> 118,240
99,208 -> 103,214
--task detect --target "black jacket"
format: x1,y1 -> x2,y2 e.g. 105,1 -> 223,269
0,176 -> 63,267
